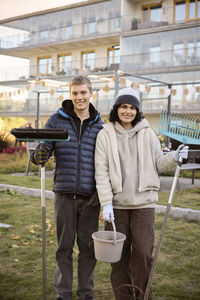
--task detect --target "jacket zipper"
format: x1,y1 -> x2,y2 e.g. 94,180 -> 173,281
74,121 -> 83,199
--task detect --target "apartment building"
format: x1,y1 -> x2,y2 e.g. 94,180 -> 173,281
0,0 -> 200,130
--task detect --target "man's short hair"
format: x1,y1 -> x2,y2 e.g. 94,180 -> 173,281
69,75 -> 92,92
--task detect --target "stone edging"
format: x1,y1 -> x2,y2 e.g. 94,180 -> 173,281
0,184 -> 200,221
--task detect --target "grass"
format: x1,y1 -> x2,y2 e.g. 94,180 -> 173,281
0,173 -> 200,210
0,152 -> 200,299
0,174 -> 53,191
0,152 -> 54,174
158,188 -> 200,210
0,190 -> 200,299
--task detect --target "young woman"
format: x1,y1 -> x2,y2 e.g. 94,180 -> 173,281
95,88 -> 188,300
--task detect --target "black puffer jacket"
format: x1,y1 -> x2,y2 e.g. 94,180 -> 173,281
43,100 -> 103,196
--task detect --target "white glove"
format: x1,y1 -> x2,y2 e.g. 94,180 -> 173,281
103,203 -> 114,222
173,144 -> 189,161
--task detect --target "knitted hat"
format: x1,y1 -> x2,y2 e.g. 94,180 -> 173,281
114,88 -> 140,111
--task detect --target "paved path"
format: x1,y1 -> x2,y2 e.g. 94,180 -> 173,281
160,176 -> 200,192
8,171 -> 200,192
0,174 -> 200,221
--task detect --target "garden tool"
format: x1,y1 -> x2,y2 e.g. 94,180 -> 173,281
10,128 -> 70,300
144,111 -> 200,300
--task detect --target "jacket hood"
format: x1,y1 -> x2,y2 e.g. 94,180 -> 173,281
104,119 -> 150,138
58,99 -> 100,122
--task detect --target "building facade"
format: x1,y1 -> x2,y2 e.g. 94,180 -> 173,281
0,0 -> 200,130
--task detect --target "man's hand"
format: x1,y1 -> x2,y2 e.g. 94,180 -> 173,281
31,145 -> 50,166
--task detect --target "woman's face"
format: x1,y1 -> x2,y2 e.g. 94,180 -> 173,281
117,103 -> 137,129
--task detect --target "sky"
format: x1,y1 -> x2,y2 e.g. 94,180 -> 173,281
0,0 -> 86,20
0,0 -> 86,80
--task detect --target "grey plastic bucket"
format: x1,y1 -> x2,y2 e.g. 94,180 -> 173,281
92,221 -> 126,263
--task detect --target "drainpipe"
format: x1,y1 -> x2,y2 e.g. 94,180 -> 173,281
114,70 -> 119,98
36,92 -> 40,129
166,84 -> 172,148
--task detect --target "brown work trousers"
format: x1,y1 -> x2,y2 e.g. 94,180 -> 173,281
105,208 -> 155,300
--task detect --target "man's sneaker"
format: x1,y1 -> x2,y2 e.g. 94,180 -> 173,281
56,297 -> 63,300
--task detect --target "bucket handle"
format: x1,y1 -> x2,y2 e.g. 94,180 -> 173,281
103,220 -> 117,245
111,220 -> 117,245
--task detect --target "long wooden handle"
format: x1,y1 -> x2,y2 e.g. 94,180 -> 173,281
144,158 -> 182,300
41,166 -> 47,300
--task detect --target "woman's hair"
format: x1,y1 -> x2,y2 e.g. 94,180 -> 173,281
109,104 -> 144,126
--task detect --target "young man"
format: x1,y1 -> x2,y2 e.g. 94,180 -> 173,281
31,76 -> 103,300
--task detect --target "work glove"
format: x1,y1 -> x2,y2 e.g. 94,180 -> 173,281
103,203 -> 114,222
173,144 -> 189,161
31,145 -> 50,166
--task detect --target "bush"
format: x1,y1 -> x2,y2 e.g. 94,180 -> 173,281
0,130 -> 11,153
3,145 -> 26,155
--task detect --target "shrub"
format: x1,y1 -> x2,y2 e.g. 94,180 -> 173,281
0,130 -> 11,153
3,145 -> 26,155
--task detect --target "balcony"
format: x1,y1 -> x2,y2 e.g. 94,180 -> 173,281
1,4 -> 199,55
120,24 -> 200,76
0,19 -> 121,54
120,50 -> 200,75
0,56 -> 121,82
1,43 -> 200,83
0,0 -> 122,55
1,88 -> 199,118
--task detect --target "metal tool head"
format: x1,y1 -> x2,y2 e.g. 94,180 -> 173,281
11,128 -> 70,142
159,111 -> 200,145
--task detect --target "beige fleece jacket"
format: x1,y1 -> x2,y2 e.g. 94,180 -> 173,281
95,120 -> 177,209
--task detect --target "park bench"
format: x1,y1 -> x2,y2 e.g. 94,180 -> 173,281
179,149 -> 200,186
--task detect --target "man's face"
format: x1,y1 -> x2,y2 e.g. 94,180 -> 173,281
70,84 -> 93,113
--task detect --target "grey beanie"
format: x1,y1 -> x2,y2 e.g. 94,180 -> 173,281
114,88 -> 140,111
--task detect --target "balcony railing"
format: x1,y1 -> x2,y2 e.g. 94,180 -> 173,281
142,98 -> 200,113
0,45 -> 200,82
1,93 -> 199,117
120,48 -> 200,73
0,14 -> 121,51
0,56 -> 120,82
1,3 -> 197,52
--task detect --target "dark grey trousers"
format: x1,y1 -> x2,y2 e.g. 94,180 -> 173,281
54,192 -> 100,300
105,208 -> 155,300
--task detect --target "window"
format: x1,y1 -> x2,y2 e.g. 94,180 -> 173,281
189,0 -> 196,18
39,26 -> 56,42
58,54 -> 72,73
83,17 -> 96,35
149,46 -> 161,63
40,29 -> 48,40
186,40 -> 200,63
88,17 -> 96,34
173,42 -> 184,65
196,40 -> 200,56
108,46 -> 120,67
173,40 -> 200,65
38,57 -> 52,75
81,51 -> 95,70
142,4 -> 162,22
175,1 -> 186,21
109,12 -> 121,32
66,22 -> 72,39
174,0 -> 200,22
188,41 -> 194,56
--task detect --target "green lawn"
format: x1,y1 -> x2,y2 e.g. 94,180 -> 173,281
0,152 -> 200,299
0,190 -> 200,300
0,173 -> 200,210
